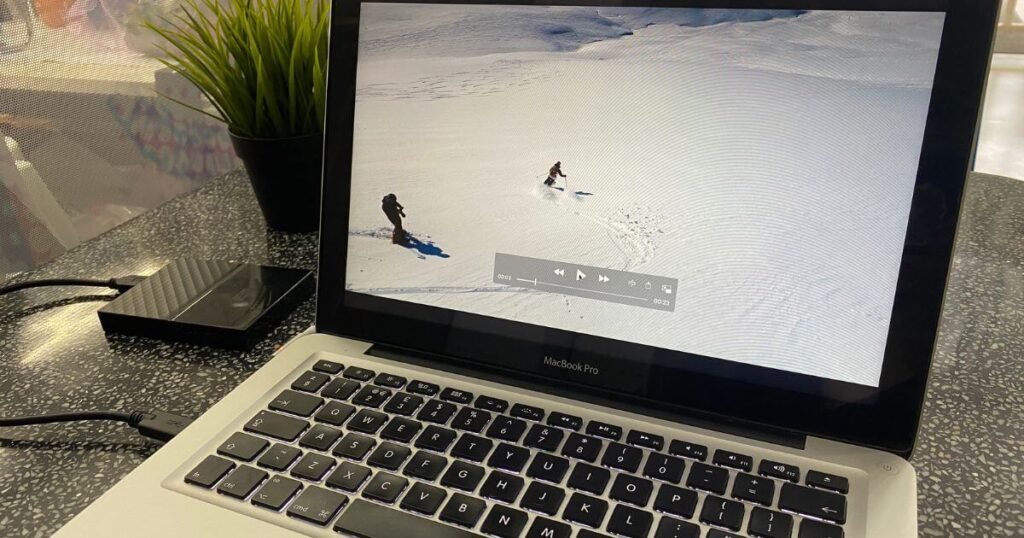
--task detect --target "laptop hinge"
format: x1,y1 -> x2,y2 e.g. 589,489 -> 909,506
367,344 -> 807,450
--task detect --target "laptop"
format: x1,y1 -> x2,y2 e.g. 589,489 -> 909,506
55,1 -> 997,537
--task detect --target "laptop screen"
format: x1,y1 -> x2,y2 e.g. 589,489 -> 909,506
345,3 -> 946,388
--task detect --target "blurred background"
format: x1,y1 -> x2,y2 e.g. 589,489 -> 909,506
0,0 -> 1021,280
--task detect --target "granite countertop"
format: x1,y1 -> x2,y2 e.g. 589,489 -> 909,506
0,172 -> 1021,536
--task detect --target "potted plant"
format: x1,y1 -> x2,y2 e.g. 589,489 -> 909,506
147,0 -> 328,232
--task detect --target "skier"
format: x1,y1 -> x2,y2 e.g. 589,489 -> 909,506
381,193 -> 407,244
544,161 -> 566,187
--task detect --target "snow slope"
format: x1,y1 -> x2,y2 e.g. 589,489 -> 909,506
344,5 -> 946,387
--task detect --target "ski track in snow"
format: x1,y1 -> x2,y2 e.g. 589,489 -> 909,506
360,59 -> 555,101
534,186 -> 661,271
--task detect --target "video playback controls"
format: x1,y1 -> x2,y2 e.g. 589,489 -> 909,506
493,253 -> 677,312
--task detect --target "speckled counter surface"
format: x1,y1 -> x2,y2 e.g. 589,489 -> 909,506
0,172 -> 1021,537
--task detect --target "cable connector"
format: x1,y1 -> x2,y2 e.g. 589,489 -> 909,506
106,275 -> 148,293
0,409 -> 193,443
133,410 -> 194,442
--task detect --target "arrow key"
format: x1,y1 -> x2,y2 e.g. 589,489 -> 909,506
779,483 -> 846,524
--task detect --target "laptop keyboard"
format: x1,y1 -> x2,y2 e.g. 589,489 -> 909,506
181,358 -> 851,538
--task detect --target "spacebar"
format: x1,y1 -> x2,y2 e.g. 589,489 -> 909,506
333,500 -> 485,538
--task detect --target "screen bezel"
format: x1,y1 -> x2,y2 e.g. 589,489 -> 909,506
317,0 -> 998,457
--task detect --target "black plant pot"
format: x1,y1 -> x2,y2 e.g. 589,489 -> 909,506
230,132 -> 323,233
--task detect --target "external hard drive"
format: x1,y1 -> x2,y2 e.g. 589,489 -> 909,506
98,259 -> 314,349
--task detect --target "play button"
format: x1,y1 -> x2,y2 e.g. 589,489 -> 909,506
576,269 -> 587,281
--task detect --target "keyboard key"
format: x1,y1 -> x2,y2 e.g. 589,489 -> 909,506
524,424 -> 564,452
798,519 -> 845,538
475,395 -> 509,413
707,531 -> 745,538
527,453 -> 570,483
217,432 -> 269,462
486,416 -> 528,442
644,453 -> 686,483
321,378 -> 360,400
609,474 -> 653,507
244,410 -> 308,442
733,473 -> 775,505
627,430 -> 664,450
325,461 -> 371,492
567,463 -> 611,495
312,359 -> 344,374
687,462 -> 729,495
452,407 -> 492,433
257,443 -> 302,471
561,433 -> 603,462
655,516 -> 700,538
400,482 -> 448,515
602,442 -> 643,473
760,460 -> 800,482
441,460 -> 485,492
408,380 -> 440,396
252,475 -> 302,510
384,393 -> 425,416
218,467 -> 269,500
779,483 -> 846,524
439,387 -> 474,404
563,492 -> 608,528
668,440 -> 708,461
653,484 -> 698,518
586,421 -> 623,441
416,425 -> 458,452
367,442 -> 412,471
333,432 -> 376,460
362,472 -> 408,504
185,455 -> 234,488
269,389 -> 324,417
510,403 -> 545,421
343,366 -> 375,381
380,416 -> 423,443
520,481 -> 565,515
547,411 -> 582,431
487,443 -> 531,472
286,485 -> 347,525
480,470 -> 524,503
699,495 -> 745,531
526,517 -> 571,538
806,470 -> 850,494
335,499 -> 482,537
440,493 -> 487,528
374,373 -> 407,388
578,532 -> 610,538
713,449 -> 753,472
451,433 -> 494,462
299,424 -> 343,451
291,452 -> 335,481
418,400 -> 459,424
348,408 -> 388,434
481,505 -> 529,538
214,466 -> 267,505
292,371 -> 331,393
405,450 -> 449,481
314,400 -> 356,426
749,507 -> 794,538
607,504 -> 653,538
352,385 -> 393,407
